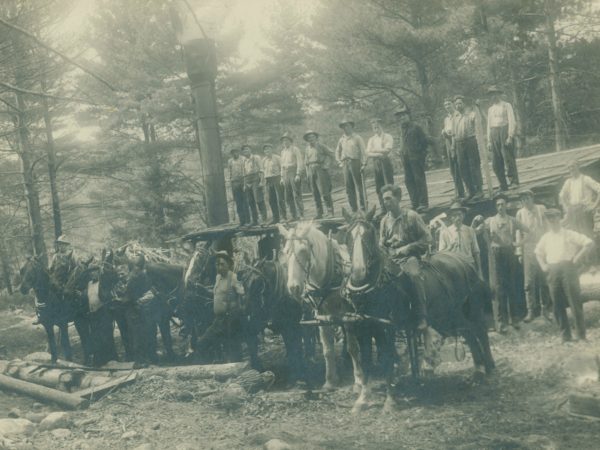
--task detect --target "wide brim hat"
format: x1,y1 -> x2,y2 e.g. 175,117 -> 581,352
453,94 -> 465,102
519,189 -> 534,198
487,85 -> 503,95
303,130 -> 319,141
448,201 -> 467,213
393,107 -> 411,117
241,144 -> 252,151
280,132 -> 293,142
493,192 -> 509,203
55,235 -> 70,245
544,208 -> 562,219
262,143 -> 273,150
229,148 -> 239,154
338,118 -> 355,128
214,250 -> 234,268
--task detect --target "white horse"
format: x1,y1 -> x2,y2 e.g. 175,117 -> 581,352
278,222 -> 371,413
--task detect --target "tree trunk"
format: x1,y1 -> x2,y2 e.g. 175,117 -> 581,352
0,240 -> 13,294
15,91 -> 48,266
509,65 -> 527,157
414,60 -> 440,162
141,120 -> 167,243
544,0 -> 567,152
40,78 -> 62,240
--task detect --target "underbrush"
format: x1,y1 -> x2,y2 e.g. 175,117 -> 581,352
0,291 -> 34,312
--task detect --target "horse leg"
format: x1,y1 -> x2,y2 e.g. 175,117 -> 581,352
319,325 -> 338,390
281,326 -> 306,385
380,327 -> 398,413
43,323 -> 58,364
158,317 -> 176,361
58,323 -> 73,362
73,317 -> 92,366
115,314 -> 132,361
344,324 -> 370,414
475,321 -> 495,373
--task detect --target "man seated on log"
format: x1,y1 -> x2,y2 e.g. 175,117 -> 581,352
196,251 -> 246,363
535,208 -> 593,342
379,184 -> 432,330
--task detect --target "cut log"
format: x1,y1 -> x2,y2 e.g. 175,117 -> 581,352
140,362 -> 249,381
569,392 -> 600,419
0,360 -> 83,392
0,373 -> 89,410
77,373 -> 137,400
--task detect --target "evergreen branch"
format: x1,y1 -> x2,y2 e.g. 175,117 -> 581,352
0,81 -> 99,105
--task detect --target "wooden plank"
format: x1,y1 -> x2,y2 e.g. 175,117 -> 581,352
77,373 -> 137,400
0,373 -> 89,410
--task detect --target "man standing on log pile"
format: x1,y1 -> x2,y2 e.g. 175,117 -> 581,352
535,209 -> 593,342
486,86 -> 519,191
304,130 -> 335,219
280,132 -> 305,221
262,143 -> 287,224
442,98 -> 465,200
452,95 -> 483,201
478,193 -> 528,333
228,148 -> 249,226
516,190 -> 551,323
394,107 -> 430,213
242,144 -> 267,226
559,160 -> 600,238
366,118 -> 395,215
336,118 -> 367,213
196,251 -> 246,361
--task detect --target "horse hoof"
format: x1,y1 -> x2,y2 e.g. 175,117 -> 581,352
471,371 -> 486,385
322,382 -> 337,392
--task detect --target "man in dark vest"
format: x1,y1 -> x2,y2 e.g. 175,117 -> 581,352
304,129 -> 335,219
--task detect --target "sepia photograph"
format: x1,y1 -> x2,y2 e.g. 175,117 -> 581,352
0,0 -> 600,448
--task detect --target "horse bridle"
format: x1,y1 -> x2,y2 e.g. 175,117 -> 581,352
285,237 -> 316,287
345,219 -> 383,295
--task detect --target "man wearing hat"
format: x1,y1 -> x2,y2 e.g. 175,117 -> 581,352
559,159 -> 600,238
304,130 -> 335,219
394,107 -> 430,213
366,118 -> 395,213
335,118 -> 367,212
280,132 -> 305,220
516,190 -> 550,322
486,86 -> 519,191
438,202 -> 482,276
196,251 -> 246,361
227,148 -> 249,226
452,95 -> 483,200
442,98 -> 465,199
262,143 -> 286,224
50,235 -> 77,292
535,209 -> 593,342
242,145 -> 267,225
481,193 -> 528,332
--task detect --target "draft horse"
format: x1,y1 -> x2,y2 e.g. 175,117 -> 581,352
343,209 -> 496,411
19,255 -> 92,364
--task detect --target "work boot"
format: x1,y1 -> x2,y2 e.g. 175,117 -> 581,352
417,318 -> 428,331
523,311 -> 535,323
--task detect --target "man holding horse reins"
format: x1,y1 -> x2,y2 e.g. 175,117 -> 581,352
379,184 -> 432,330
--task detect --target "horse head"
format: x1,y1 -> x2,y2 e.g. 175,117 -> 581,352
19,255 -> 46,295
343,206 -> 380,291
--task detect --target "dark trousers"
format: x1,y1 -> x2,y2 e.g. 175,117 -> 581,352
231,179 -> 249,225
564,205 -> 595,238
490,126 -> 519,190
402,155 -> 428,209
244,173 -> 267,224
547,262 -> 586,340
455,136 -> 483,197
491,246 -> 519,327
342,159 -> 365,212
445,137 -> 465,198
307,164 -> 333,216
372,156 -> 394,211
266,176 -> 286,222
196,313 -> 243,362
523,248 -> 550,315
282,166 -> 303,219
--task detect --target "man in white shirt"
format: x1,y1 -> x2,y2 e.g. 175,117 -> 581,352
336,118 -> 367,212
366,118 -> 394,214
227,148 -> 249,225
442,99 -> 465,199
535,209 -> 593,342
486,86 -> 519,191
280,132 -> 305,220
438,202 -> 482,276
516,190 -> 549,322
559,160 -> 600,237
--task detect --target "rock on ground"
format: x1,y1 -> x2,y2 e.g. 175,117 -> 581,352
51,428 -> 72,438
264,438 -> 292,450
0,418 -> 34,438
39,412 -> 72,431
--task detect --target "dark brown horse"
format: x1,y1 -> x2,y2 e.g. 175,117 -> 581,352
19,255 -> 92,364
343,209 -> 495,412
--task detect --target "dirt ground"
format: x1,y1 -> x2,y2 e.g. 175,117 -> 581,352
1,302 -> 600,450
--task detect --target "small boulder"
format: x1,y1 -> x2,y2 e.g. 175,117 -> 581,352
51,428 -> 72,439
0,418 -> 35,438
122,430 -> 138,440
7,408 -> 22,418
24,412 -> 47,424
264,438 -> 291,450
39,412 -> 71,431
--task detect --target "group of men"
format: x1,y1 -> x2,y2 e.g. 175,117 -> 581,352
228,85 -> 522,226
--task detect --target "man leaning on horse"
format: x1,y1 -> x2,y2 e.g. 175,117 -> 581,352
379,184 -> 432,330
